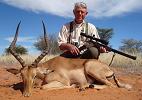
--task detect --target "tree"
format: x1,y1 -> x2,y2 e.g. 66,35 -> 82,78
119,39 -> 142,53
5,45 -> 28,55
34,34 -> 61,55
97,28 -> 114,42
34,36 -> 48,52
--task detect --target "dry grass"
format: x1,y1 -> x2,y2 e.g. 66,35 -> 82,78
0,54 -> 57,68
0,53 -> 141,73
99,52 -> 142,73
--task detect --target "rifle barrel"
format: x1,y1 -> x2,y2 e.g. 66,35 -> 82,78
97,41 -> 137,60
80,33 -> 137,60
109,47 -> 137,60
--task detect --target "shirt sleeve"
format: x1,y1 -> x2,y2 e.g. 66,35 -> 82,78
57,25 -> 68,46
88,23 -> 100,39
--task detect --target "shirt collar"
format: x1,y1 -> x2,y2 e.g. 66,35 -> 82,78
73,20 -> 86,28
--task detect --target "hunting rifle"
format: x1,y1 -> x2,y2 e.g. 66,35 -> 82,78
80,33 -> 137,60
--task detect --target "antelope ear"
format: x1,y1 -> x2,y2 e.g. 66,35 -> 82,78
7,68 -> 21,75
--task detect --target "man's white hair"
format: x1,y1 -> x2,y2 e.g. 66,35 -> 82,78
74,2 -> 87,10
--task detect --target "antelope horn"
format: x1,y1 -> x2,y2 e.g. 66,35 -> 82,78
32,21 -> 49,67
43,21 -> 48,47
8,21 -> 26,68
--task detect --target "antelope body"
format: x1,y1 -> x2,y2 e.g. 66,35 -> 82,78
8,21 -> 132,97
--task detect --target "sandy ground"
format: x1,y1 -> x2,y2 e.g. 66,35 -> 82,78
0,64 -> 142,100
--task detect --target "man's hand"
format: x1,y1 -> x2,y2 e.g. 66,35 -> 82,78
67,44 -> 80,55
59,43 -> 80,55
100,46 -> 107,53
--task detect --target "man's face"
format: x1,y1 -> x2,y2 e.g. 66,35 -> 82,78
73,7 -> 88,24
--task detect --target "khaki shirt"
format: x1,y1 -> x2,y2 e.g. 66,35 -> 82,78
58,20 -> 100,47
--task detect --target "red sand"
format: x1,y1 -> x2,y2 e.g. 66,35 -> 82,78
0,66 -> 141,100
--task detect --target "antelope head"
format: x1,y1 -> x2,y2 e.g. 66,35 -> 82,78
8,21 -> 49,97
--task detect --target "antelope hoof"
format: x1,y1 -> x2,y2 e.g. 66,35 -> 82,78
89,84 -> 94,89
125,84 -> 132,90
79,88 -> 85,91
23,92 -> 31,97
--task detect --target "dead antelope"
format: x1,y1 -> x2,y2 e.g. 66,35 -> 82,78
7,21 -> 132,97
